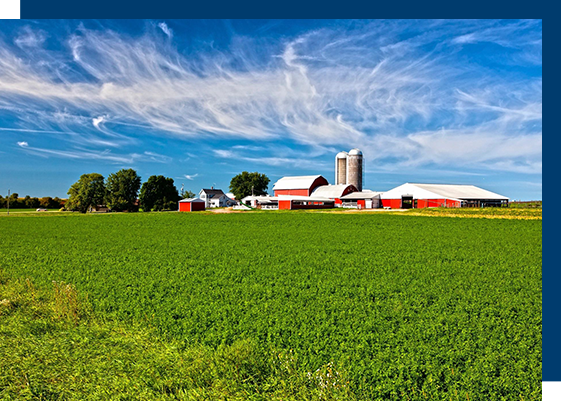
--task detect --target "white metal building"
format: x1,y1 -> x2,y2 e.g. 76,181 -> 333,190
381,183 -> 509,209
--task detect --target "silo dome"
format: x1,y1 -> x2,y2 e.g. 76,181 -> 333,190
336,151 -> 348,159
348,148 -> 362,156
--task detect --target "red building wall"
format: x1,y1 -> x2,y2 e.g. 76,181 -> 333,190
274,189 -> 310,197
278,200 -> 292,210
179,202 -> 205,212
381,198 -> 461,209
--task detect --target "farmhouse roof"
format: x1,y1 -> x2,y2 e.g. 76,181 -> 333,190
272,175 -> 326,190
200,188 -> 226,198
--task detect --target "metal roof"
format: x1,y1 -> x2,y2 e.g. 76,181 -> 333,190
312,184 -> 356,199
179,198 -> 205,203
340,191 -> 382,200
272,175 -> 326,190
381,183 -> 508,200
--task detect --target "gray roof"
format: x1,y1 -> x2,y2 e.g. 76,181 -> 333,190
200,188 -> 226,198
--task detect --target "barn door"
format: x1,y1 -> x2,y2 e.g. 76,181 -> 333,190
401,195 -> 414,209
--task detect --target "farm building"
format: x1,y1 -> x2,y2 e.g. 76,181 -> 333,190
178,198 -> 206,212
199,188 -> 237,208
272,175 -> 329,196
381,183 -> 509,209
277,195 -> 335,210
340,191 -> 382,209
241,195 -> 278,209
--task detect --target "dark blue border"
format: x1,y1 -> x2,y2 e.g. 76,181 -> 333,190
20,1 -> 544,19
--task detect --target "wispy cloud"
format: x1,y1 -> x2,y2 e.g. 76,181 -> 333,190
0,20 -> 541,175
183,173 -> 198,180
158,22 -> 173,39
14,26 -> 48,48
16,142 -> 172,164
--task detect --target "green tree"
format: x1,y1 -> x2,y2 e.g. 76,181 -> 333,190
181,190 -> 196,199
8,193 -> 21,209
229,172 -> 270,201
139,175 -> 179,212
24,196 -> 41,209
105,169 -> 142,212
40,197 -> 62,209
0,196 -> 5,209
66,173 -> 106,213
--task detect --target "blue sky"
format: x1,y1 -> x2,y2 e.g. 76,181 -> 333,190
0,19 -> 542,200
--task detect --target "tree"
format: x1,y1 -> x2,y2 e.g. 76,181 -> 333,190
105,169 -> 141,212
66,173 -> 106,213
229,171 -> 270,201
139,175 -> 179,212
24,196 -> 40,209
181,190 -> 196,199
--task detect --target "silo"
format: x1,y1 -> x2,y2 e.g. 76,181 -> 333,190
335,152 -> 348,185
347,148 -> 363,191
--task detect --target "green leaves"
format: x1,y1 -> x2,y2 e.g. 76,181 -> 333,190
105,169 -> 141,212
229,171 -> 270,200
139,176 -> 179,212
66,173 -> 106,213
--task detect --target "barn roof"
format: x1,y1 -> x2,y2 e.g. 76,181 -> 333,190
340,191 -> 382,200
381,183 -> 508,200
272,175 -> 327,190
311,184 -> 357,199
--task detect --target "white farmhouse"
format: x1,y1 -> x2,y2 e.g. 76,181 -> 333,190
199,188 -> 237,208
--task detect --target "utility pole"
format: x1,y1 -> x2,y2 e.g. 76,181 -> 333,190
251,185 -> 254,197
7,189 -> 9,216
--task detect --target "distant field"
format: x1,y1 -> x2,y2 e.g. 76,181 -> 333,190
0,212 -> 541,400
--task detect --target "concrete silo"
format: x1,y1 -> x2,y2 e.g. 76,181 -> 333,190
347,148 -> 363,191
335,151 -> 348,185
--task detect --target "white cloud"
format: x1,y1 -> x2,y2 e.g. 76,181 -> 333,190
92,116 -> 105,128
158,22 -> 173,39
17,141 -> 29,147
183,174 -> 198,180
14,26 -> 48,48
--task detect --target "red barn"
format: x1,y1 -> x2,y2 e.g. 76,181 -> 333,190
178,198 -> 206,212
272,175 -> 329,196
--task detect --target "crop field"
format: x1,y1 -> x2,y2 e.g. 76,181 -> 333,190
0,212 -> 541,400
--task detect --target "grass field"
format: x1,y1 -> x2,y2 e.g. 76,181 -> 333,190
0,212 -> 541,400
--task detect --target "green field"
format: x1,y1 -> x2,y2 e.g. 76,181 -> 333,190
0,212 -> 541,400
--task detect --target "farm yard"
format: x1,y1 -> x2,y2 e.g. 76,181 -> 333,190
0,211 -> 541,400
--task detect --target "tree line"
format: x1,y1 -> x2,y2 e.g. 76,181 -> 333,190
3,170 -> 271,213
65,169 -> 191,213
0,195 -> 64,210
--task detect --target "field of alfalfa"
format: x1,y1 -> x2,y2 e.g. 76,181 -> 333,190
0,211 -> 541,400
